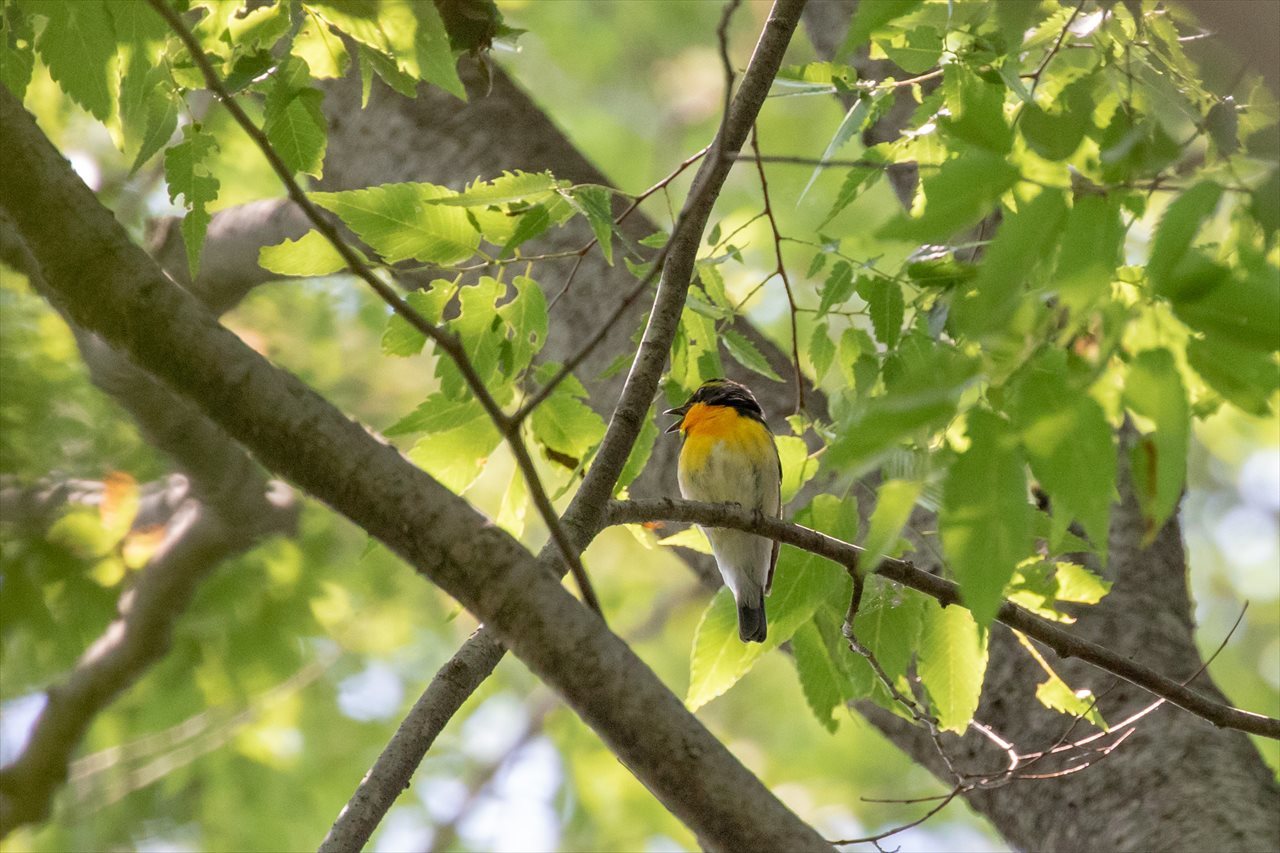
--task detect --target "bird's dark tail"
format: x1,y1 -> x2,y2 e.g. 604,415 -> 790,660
737,590 -> 767,644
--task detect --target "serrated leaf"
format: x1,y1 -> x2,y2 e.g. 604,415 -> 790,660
698,263 -> 733,312
310,183 -> 480,265
658,526 -> 713,555
808,323 -> 836,384
800,92 -> 885,203
818,261 -> 855,316
877,26 -> 941,74
381,284 -> 453,357
1020,77 -> 1094,161
776,435 -> 816,505
1055,195 -> 1123,317
722,329 -> 783,382
995,0 -> 1041,51
498,275 -> 547,378
127,79 -> 178,174
408,0 -> 465,99
687,544 -> 846,710
1053,561 -> 1111,605
263,58 -> 327,178
821,153 -> 887,228
1124,349 -> 1189,541
862,479 -> 921,563
385,394 -> 485,437
431,171 -> 560,207
1010,364 -> 1115,556
164,125 -> 220,280
33,0 -> 116,121
0,6 -> 35,100
617,406 -> 659,493
940,65 -> 1011,154
950,189 -> 1068,338
496,458 -> 529,538
827,344 -> 977,469
571,185 -> 616,265
839,0 -> 923,58
293,11 -> 350,79
917,599 -> 988,733
530,364 -> 606,461
878,152 -> 1020,243
941,409 -> 1032,628
1147,182 -> 1223,292
408,413 -> 500,494
258,230 -> 347,277
1186,335 -> 1279,416
791,621 -> 845,732
857,277 -> 904,347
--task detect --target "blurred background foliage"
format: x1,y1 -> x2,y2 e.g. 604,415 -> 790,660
0,1 -> 1276,852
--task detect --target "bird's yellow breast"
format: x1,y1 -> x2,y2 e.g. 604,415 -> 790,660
678,403 -> 774,472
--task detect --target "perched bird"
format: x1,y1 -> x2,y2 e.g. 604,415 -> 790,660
666,378 -> 781,643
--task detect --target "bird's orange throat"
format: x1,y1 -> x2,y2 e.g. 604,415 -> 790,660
678,402 -> 742,439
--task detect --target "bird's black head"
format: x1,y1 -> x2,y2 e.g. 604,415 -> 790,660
663,378 -> 765,433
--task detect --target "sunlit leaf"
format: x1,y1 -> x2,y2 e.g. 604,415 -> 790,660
917,599 -> 988,733
878,152 -> 1020,243
1123,349 -> 1189,541
259,230 -> 348,277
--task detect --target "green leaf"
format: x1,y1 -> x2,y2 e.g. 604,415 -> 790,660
698,263 -> 733,312
570,185 -> 616,265
949,189 -> 1068,338
1186,335 -> 1279,416
164,125 -> 220,280
530,365 -> 606,462
1035,677 -> 1108,729
617,406 -> 659,493
941,409 -> 1032,628
385,394 -> 485,437
722,329 -> 783,383
809,323 -> 836,384
381,284 -> 453,357
407,0 -> 466,99
839,0 -> 923,57
1249,169 -> 1279,239
1009,365 -> 1115,556
1146,182 -> 1223,292
800,92 -> 885,203
940,65 -> 1011,154
1205,99 -> 1239,157
862,479 -> 921,563
263,58 -> 327,178
431,171 -> 560,207
1020,76 -> 1094,161
687,543 -> 846,710
878,152 -> 1020,243
917,599 -> 988,734
995,0 -> 1042,51
126,73 -> 178,174
658,525 -> 713,554
1053,561 -> 1112,605
0,5 -> 35,100
822,150 -> 887,227
32,0 -> 116,121
776,435 -> 816,505
498,275 -> 548,378
876,26 -> 941,74
827,343 -> 978,470
1124,349 -> 1189,541
791,621 -> 846,732
818,261 -> 856,316
1165,264 -> 1280,353
310,183 -> 480,265
857,277 -> 904,348
850,580 -> 924,689
1055,195 -> 1124,317
407,412 -> 500,494
258,230 -> 347,277
293,11 -> 350,79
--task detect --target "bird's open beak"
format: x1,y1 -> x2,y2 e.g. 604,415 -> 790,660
663,404 -> 690,434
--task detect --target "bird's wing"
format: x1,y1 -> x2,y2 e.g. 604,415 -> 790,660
765,436 -> 782,595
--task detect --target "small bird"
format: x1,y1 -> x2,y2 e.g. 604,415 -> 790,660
666,378 -> 781,643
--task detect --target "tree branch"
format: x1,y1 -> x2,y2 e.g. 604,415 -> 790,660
605,498 -> 1280,740
0,79 -> 833,852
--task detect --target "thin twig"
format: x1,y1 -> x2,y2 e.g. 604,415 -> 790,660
145,0 -> 605,619
749,126 -> 805,413
607,498 -> 1280,740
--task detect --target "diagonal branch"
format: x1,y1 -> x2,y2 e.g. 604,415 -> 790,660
319,1 -> 811,846
0,75 -> 833,852
144,0 -> 604,618
605,498 -> 1280,740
